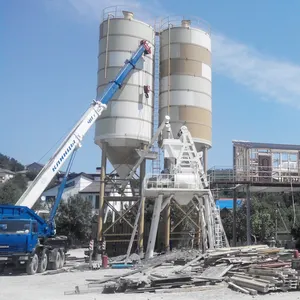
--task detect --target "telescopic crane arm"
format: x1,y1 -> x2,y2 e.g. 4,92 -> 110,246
15,40 -> 151,209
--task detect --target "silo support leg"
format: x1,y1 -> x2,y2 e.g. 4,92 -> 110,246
138,158 -> 146,255
164,202 -> 170,252
96,142 -> 107,260
145,194 -> 163,259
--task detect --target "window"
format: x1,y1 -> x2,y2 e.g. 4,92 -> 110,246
0,220 -> 31,234
32,222 -> 38,233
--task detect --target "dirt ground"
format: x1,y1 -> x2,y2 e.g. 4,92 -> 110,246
0,270 -> 300,300
1,249 -> 300,300
1,270 -> 300,300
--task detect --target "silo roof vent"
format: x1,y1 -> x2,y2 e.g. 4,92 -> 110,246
181,20 -> 191,28
122,11 -> 134,20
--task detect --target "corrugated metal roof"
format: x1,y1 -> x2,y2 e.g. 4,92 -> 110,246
232,140 -> 300,150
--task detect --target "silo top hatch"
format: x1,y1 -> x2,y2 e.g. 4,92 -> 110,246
101,5 -> 155,28
159,15 -> 211,34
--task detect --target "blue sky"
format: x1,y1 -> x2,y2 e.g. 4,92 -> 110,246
2,0 -> 300,174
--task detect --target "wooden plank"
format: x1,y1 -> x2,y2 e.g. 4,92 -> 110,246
174,255 -> 205,274
199,264 -> 233,279
228,282 -> 250,294
87,260 -> 164,287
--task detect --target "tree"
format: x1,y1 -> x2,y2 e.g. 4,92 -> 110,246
0,153 -> 24,171
0,175 -> 28,205
0,181 -> 23,205
250,197 -> 276,242
221,206 -> 247,243
55,195 -> 93,246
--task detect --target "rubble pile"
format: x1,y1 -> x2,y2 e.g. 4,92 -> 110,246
228,267 -> 298,294
65,245 -> 300,296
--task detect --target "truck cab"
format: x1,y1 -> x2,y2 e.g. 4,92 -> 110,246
0,205 -> 66,274
0,218 -> 38,270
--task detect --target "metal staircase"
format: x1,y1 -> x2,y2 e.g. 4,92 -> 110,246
151,34 -> 162,175
175,127 -> 229,248
213,206 -> 227,248
208,190 -> 229,248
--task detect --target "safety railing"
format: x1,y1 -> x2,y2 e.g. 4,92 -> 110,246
102,5 -> 157,27
144,173 -> 204,191
102,5 -> 141,22
208,165 -> 300,184
159,15 -> 211,35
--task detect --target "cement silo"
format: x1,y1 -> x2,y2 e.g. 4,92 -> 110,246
95,8 -> 155,179
159,17 -> 212,155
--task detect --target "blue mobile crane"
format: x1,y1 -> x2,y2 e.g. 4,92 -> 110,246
0,40 -> 151,275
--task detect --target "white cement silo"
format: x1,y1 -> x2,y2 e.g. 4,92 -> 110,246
95,8 -> 155,178
159,17 -> 212,153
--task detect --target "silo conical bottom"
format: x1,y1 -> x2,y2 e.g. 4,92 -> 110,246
104,145 -> 140,180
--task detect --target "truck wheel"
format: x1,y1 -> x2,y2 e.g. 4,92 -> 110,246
26,254 -> 39,275
37,252 -> 48,273
50,251 -> 61,270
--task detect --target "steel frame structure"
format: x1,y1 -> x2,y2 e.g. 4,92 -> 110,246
143,126 -> 228,259
233,140 -> 300,183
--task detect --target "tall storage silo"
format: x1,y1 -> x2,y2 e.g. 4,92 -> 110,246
159,17 -> 212,152
95,8 -> 155,179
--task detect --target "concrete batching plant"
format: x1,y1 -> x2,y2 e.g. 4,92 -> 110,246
94,6 -> 226,257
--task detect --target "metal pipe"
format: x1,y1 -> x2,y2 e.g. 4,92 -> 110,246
246,184 -> 251,245
160,194 -> 173,211
203,195 -> 214,249
164,200 -> 171,252
97,142 -> 107,260
167,23 -> 171,115
118,115 -> 170,192
194,195 -> 207,252
203,147 -> 208,174
104,14 -> 112,79
125,198 -> 143,263
233,189 -> 237,246
145,194 -> 163,259
138,157 -> 146,254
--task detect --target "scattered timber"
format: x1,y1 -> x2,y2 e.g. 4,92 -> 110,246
65,245 -> 300,296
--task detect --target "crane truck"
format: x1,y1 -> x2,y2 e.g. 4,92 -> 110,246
0,40 -> 151,275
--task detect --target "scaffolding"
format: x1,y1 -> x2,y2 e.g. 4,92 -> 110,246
151,32 -> 162,175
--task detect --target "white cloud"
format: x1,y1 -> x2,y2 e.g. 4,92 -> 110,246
47,0 -> 300,108
212,33 -> 300,108
60,0 -> 164,26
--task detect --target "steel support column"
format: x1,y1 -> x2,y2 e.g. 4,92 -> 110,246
138,158 -> 146,255
203,147 -> 208,174
97,142 -> 107,259
233,189 -> 237,246
246,184 -> 251,245
164,202 -> 170,252
203,195 -> 214,249
145,194 -> 163,259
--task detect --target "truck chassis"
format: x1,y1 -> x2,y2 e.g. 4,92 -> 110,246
0,236 -> 68,275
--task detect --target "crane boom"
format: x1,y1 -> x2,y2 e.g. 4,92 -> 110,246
15,40 -> 151,209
